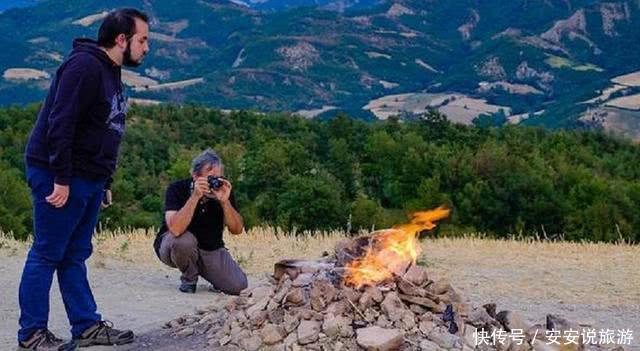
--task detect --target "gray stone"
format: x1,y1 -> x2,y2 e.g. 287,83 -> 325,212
309,278 -> 337,311
398,279 -> 428,297
430,280 -> 452,295
496,311 -> 531,333
429,327 -> 464,350
365,308 -> 380,323
404,265 -> 429,286
176,327 -> 194,337
268,308 -> 285,325
297,320 -> 321,345
219,335 -> 232,346
246,297 -> 269,319
356,326 -> 405,351
249,310 -> 268,328
322,315 -> 353,338
283,331 -> 298,347
453,302 -> 470,318
419,320 -> 437,335
292,273 -> 314,287
251,285 -> 274,302
376,314 -> 392,328
297,307 -> 323,321
463,325 -> 478,348
272,276 -> 293,303
342,287 -> 361,303
420,339 -> 441,351
483,303 -> 497,318
397,312 -> 416,330
229,329 -> 251,347
398,293 -> 442,312
410,304 -> 428,315
285,287 -> 306,306
240,333 -> 263,351
360,286 -> 384,308
261,323 -> 285,345
545,314 -> 576,332
284,311 -> 301,334
325,300 -> 349,317
381,292 -> 409,322
468,307 -> 500,328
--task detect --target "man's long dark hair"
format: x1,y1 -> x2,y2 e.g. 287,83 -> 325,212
97,8 -> 149,49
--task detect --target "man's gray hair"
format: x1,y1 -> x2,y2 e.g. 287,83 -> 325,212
191,148 -> 223,174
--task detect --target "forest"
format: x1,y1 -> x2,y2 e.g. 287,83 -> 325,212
1,104 -> 639,243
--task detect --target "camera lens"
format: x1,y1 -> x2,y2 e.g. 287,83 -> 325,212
207,176 -> 223,190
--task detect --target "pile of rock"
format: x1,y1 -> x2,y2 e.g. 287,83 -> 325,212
162,238 -> 625,351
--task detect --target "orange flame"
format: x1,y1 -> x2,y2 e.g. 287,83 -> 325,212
344,206 -> 450,288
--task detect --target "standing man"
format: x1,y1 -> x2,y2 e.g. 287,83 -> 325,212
18,8 -> 149,351
154,149 -> 248,295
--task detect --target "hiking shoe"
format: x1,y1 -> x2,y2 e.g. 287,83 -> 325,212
179,282 -> 197,293
74,321 -> 134,347
17,329 -> 77,351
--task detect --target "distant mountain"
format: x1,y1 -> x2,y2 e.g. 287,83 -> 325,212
1,0 -> 639,134
0,0 -> 39,13
238,0 -> 384,12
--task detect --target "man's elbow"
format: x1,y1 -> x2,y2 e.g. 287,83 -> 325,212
167,223 -> 184,237
229,224 -> 244,235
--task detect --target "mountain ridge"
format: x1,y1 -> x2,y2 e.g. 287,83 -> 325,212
1,0 -> 639,134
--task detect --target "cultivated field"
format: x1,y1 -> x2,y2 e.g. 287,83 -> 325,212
612,71 -> 640,87
3,68 -> 50,81
363,92 -> 511,123
605,94 -> 640,111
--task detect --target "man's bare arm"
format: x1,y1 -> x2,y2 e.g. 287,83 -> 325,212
165,195 -> 199,237
221,200 -> 244,234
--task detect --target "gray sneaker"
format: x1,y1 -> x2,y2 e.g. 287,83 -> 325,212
74,321 -> 134,347
17,329 -> 77,351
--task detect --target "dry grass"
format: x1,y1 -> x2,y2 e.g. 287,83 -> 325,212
423,235 -> 640,307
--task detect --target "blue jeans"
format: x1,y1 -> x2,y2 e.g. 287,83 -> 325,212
18,166 -> 105,341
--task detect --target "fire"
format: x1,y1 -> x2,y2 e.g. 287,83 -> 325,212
344,206 -> 450,288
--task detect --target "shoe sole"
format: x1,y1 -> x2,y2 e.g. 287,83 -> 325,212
16,341 -> 77,351
75,335 -> 134,347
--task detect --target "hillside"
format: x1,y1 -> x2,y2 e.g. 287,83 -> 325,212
1,0 -> 640,132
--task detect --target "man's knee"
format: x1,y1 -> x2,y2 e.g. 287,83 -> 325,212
221,272 -> 248,295
169,232 -> 198,257
28,243 -> 66,265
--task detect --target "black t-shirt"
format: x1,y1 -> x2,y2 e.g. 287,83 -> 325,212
153,179 -> 237,255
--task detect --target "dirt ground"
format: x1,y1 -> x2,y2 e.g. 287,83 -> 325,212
0,231 -> 638,350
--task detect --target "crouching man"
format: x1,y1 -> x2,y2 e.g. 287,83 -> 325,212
154,149 -> 248,295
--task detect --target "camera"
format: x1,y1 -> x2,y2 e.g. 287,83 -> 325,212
207,175 -> 224,190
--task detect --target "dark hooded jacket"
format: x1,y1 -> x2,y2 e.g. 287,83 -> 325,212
25,38 -> 127,188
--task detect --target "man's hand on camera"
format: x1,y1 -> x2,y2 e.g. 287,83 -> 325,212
212,178 -> 232,204
192,177 -> 211,200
